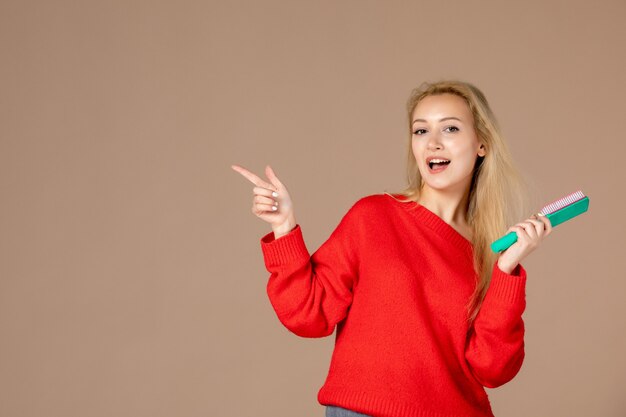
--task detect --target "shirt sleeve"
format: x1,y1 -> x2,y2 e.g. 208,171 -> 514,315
259,202 -> 361,338
464,261 -> 527,388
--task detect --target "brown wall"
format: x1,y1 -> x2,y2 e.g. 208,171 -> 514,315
1,1 -> 625,416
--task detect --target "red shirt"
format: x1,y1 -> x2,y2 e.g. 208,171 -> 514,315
260,193 -> 526,417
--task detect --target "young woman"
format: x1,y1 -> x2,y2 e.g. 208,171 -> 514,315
231,80 -> 552,417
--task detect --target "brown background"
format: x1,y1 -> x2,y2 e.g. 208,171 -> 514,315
1,1 -> 625,416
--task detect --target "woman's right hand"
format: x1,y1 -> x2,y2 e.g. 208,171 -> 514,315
231,164 -> 297,238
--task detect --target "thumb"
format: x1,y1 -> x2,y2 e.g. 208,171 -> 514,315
265,165 -> 284,188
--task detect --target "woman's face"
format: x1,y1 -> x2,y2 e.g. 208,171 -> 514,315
411,93 -> 486,194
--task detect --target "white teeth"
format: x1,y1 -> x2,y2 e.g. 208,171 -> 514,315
429,158 -> 450,163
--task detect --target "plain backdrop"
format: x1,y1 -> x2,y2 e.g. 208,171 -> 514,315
1,1 -> 625,416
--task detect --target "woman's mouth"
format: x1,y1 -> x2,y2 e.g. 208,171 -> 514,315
427,159 -> 451,174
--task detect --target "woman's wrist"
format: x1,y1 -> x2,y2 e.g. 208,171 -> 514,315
272,216 -> 297,239
497,258 -> 516,275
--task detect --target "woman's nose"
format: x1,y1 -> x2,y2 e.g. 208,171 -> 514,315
426,133 -> 443,150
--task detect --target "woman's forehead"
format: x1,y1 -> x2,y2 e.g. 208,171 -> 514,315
412,94 -> 471,121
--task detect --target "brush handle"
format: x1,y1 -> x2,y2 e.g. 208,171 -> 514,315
490,196 -> 590,253
491,231 -> 519,253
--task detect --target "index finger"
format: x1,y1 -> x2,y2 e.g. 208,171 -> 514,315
536,213 -> 553,231
231,164 -> 277,191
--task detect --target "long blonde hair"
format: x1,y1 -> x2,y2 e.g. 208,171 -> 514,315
386,80 -> 534,324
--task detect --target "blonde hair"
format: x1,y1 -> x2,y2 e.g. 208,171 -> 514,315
386,80 -> 534,324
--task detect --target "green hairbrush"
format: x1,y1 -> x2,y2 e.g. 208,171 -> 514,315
491,190 -> 590,253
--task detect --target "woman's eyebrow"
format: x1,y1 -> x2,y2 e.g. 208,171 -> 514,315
412,116 -> 463,125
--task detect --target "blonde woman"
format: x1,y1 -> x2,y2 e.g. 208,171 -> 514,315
232,80 -> 552,417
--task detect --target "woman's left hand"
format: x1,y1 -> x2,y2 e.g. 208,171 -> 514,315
497,214 -> 553,274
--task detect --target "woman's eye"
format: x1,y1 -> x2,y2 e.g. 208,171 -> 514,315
413,129 -> 427,135
445,126 -> 459,133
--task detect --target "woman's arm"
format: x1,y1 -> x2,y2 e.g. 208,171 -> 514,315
464,262 -> 527,388
260,202 -> 362,338
231,163 -> 361,338
465,212 -> 552,387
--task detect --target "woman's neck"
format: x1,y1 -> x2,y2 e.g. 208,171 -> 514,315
417,186 -> 470,228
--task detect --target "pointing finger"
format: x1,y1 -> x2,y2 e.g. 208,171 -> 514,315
265,165 -> 284,189
231,164 -> 278,191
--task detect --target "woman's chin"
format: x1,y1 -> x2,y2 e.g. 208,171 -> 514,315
421,178 -> 467,193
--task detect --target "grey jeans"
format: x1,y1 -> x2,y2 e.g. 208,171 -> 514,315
325,405 -> 372,417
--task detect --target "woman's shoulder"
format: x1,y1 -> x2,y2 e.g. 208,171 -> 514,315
334,192 -> 411,235
346,192 -> 407,216
351,192 -> 389,208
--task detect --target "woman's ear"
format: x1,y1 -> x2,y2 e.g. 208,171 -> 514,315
477,144 -> 486,157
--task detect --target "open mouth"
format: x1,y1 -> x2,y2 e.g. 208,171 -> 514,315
428,160 -> 451,170
428,159 -> 450,172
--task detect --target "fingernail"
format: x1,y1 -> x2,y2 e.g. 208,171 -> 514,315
537,212 -> 545,217
272,191 -> 278,197
272,206 -> 277,211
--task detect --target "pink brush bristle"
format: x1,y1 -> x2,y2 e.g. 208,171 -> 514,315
540,190 -> 586,215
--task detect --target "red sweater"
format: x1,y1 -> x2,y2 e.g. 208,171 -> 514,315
260,193 -> 527,417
